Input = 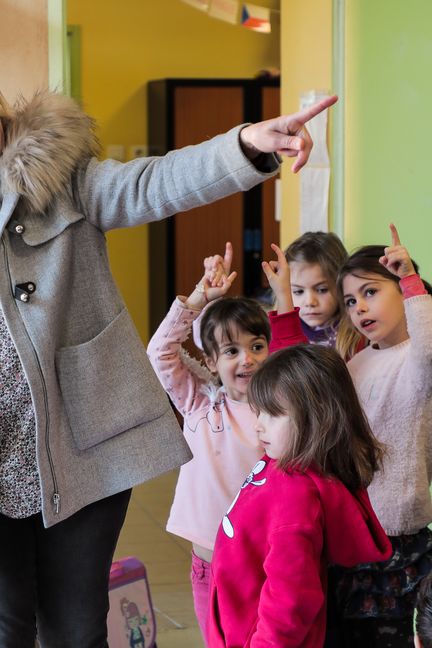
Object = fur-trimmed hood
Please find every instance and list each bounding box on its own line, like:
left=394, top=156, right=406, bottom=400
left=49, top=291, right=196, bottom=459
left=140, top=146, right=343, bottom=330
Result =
left=0, top=90, right=99, bottom=213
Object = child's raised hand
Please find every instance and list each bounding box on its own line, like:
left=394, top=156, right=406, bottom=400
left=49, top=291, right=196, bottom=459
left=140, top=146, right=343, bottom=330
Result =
left=239, top=95, right=338, bottom=173
left=379, top=224, right=416, bottom=279
left=194, top=266, right=237, bottom=308
left=186, top=243, right=237, bottom=309
left=262, top=244, right=294, bottom=313
left=204, top=242, right=233, bottom=287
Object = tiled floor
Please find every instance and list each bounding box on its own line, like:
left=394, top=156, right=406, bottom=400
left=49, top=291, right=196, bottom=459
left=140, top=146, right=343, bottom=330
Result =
left=113, top=469, right=205, bottom=647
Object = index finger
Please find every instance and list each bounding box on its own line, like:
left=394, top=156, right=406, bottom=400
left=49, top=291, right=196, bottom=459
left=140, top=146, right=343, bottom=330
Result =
left=389, top=223, right=401, bottom=247
left=294, top=95, right=338, bottom=125
left=270, top=243, right=287, bottom=263
left=223, top=241, right=233, bottom=272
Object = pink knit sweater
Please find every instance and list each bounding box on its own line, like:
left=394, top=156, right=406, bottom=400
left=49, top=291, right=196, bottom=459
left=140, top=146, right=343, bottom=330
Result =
left=348, top=290, right=432, bottom=535
left=269, top=277, right=432, bottom=536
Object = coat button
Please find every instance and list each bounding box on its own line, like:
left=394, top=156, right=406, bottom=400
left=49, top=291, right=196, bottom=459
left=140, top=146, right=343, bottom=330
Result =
left=15, top=225, right=25, bottom=234
left=14, top=282, right=36, bottom=303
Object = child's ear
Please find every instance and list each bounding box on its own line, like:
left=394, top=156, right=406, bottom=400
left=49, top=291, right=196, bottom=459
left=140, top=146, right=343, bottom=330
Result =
left=204, top=354, right=217, bottom=374
left=414, top=634, right=423, bottom=648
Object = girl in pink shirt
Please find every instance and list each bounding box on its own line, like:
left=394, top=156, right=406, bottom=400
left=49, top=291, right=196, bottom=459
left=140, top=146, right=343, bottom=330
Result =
left=147, top=244, right=304, bottom=644
left=324, top=224, right=432, bottom=647
left=208, top=344, right=391, bottom=648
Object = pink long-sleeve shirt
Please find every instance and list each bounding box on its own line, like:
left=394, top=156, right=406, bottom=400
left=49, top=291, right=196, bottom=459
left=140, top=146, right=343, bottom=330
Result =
left=347, top=286, right=432, bottom=535
left=147, top=298, right=304, bottom=549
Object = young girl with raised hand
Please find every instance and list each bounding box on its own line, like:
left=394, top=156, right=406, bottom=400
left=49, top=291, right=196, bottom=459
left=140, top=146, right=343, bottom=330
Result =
left=283, top=231, right=348, bottom=346
left=207, top=344, right=391, bottom=648
left=323, top=224, right=432, bottom=647
left=147, top=243, right=304, bottom=644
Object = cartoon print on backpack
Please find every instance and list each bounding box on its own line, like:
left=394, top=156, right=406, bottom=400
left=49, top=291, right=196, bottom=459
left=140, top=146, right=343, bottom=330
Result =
left=120, top=597, right=150, bottom=648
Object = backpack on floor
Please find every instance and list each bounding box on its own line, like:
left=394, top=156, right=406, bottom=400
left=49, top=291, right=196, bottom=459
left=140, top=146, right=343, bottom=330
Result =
left=107, top=556, right=157, bottom=648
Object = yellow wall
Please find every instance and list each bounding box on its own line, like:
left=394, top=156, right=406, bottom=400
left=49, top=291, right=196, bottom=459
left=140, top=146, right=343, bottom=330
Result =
left=0, top=0, right=48, bottom=102
left=280, top=0, right=333, bottom=247
left=67, top=0, right=280, bottom=341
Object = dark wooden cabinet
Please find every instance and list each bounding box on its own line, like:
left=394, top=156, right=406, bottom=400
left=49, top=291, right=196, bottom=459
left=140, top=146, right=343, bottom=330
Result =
left=148, top=78, right=280, bottom=333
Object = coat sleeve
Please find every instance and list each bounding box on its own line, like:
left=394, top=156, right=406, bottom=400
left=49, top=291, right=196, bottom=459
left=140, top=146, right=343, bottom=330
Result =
left=268, top=308, right=308, bottom=353
left=73, top=126, right=279, bottom=232
left=248, top=495, right=324, bottom=647
left=147, top=298, right=212, bottom=416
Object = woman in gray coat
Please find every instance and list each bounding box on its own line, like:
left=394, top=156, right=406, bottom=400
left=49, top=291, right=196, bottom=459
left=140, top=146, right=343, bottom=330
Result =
left=0, top=89, right=336, bottom=647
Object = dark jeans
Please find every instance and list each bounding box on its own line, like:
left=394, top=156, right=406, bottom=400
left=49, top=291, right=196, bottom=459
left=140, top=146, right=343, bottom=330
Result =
left=0, top=489, right=131, bottom=648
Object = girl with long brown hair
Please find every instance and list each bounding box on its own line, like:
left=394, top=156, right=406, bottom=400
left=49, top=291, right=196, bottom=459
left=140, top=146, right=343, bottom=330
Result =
left=325, top=224, right=432, bottom=647
left=207, top=344, right=391, bottom=648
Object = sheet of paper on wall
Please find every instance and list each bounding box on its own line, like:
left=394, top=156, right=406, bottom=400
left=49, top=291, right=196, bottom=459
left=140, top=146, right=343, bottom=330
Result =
left=299, top=90, right=331, bottom=233
left=300, top=167, right=330, bottom=232
left=208, top=0, right=239, bottom=23
left=181, top=0, right=210, bottom=10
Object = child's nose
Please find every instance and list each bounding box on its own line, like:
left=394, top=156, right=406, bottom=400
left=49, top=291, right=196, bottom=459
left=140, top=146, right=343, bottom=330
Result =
left=356, top=299, right=367, bottom=314
left=305, top=291, right=318, bottom=306
left=241, top=349, right=253, bottom=364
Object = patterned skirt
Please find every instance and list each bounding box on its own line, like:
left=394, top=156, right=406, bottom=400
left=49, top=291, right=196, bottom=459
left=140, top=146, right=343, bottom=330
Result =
left=329, top=527, right=432, bottom=619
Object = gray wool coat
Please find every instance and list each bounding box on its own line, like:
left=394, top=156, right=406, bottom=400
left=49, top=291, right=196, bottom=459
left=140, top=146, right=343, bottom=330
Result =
left=0, top=92, right=279, bottom=527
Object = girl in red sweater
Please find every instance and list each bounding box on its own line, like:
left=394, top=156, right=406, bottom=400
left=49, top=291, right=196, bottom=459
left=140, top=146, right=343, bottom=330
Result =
left=208, top=344, right=391, bottom=647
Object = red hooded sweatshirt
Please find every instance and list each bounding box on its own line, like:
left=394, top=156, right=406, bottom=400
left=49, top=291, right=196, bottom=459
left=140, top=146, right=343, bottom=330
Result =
left=208, top=456, right=391, bottom=647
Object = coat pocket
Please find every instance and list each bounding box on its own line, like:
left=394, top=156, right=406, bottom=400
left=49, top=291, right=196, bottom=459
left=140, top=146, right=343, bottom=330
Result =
left=56, top=308, right=169, bottom=450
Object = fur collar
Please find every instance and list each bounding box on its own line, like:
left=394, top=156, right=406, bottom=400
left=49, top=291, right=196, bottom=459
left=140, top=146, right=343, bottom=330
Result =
left=0, top=91, right=99, bottom=213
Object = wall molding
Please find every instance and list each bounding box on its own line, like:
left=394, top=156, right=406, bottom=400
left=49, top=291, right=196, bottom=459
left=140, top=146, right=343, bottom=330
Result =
left=331, top=0, right=345, bottom=239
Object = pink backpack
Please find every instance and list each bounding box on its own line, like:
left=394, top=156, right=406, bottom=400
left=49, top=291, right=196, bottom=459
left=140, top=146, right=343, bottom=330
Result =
left=108, top=557, right=157, bottom=648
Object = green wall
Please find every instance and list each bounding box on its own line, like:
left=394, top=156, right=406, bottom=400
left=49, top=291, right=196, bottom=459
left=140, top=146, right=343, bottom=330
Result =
left=344, top=0, right=432, bottom=278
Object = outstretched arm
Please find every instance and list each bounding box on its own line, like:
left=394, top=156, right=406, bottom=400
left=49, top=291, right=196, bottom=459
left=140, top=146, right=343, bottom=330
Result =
left=78, top=96, right=337, bottom=231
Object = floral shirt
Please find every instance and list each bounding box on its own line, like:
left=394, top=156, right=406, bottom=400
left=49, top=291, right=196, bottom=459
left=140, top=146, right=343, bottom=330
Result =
left=0, top=308, right=41, bottom=518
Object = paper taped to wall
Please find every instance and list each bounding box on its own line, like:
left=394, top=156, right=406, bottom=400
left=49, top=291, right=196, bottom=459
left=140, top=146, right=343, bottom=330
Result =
left=300, top=90, right=331, bottom=233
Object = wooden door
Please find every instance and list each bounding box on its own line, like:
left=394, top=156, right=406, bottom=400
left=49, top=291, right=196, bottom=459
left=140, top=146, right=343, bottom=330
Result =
left=173, top=86, right=244, bottom=297
left=261, top=85, right=280, bottom=285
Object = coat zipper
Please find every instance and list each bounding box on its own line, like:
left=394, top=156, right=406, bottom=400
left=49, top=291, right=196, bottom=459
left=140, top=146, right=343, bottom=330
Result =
left=2, top=238, right=60, bottom=515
